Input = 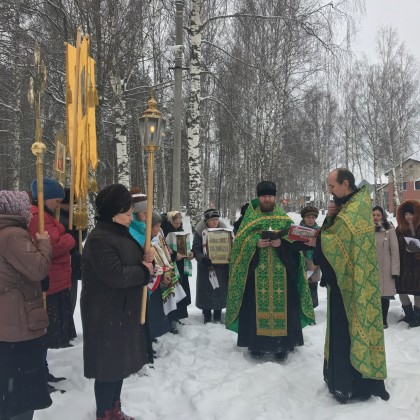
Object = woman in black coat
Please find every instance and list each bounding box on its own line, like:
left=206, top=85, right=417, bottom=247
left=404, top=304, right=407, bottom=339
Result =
left=193, top=209, right=229, bottom=323
left=81, top=184, right=154, bottom=420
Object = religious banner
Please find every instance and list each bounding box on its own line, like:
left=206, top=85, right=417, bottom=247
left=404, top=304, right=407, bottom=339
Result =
left=65, top=29, right=98, bottom=231
left=55, top=133, right=66, bottom=175
left=175, top=233, right=189, bottom=256
left=203, top=228, right=233, bottom=264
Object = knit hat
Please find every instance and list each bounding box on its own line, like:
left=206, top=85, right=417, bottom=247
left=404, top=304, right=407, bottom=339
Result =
left=301, top=206, right=319, bottom=219
left=403, top=203, right=414, bottom=214
left=0, top=191, right=31, bottom=225
left=257, top=181, right=276, bottom=197
left=31, top=178, right=65, bottom=200
left=130, top=188, right=148, bottom=214
left=204, top=208, right=220, bottom=221
left=96, top=184, right=133, bottom=222
left=152, top=211, right=162, bottom=227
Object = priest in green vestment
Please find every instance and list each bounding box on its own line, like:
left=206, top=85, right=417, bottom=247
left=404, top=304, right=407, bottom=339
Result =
left=226, top=181, right=315, bottom=361
left=313, top=168, right=389, bottom=404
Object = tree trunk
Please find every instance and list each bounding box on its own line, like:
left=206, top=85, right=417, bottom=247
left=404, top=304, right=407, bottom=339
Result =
left=187, top=0, right=202, bottom=229
left=391, top=167, right=400, bottom=209
left=12, top=2, right=22, bottom=190
left=111, top=76, right=131, bottom=187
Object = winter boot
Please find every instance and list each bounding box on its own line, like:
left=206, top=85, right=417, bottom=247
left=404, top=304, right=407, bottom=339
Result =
left=170, top=320, right=179, bottom=334
left=381, top=298, right=390, bottom=328
left=408, top=306, right=420, bottom=329
left=398, top=304, right=414, bottom=323
left=203, top=310, right=212, bottom=324
left=112, top=400, right=134, bottom=420
left=97, top=410, right=114, bottom=420
left=274, top=352, right=288, bottom=362
left=250, top=351, right=264, bottom=359
left=213, top=310, right=222, bottom=323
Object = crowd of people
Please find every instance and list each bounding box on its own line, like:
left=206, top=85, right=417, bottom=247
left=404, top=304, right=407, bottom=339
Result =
left=0, top=168, right=419, bottom=419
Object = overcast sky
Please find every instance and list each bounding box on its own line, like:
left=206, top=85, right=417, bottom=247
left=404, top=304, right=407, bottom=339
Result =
left=353, top=0, right=420, bottom=61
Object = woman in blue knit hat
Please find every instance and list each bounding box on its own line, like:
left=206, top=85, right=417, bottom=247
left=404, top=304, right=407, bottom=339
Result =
left=28, top=178, right=76, bottom=389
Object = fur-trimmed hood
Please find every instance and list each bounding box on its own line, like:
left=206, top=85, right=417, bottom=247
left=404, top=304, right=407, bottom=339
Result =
left=396, top=199, right=420, bottom=236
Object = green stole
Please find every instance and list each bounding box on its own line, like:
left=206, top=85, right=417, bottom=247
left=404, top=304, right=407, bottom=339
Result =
left=321, top=186, right=387, bottom=380
left=226, top=198, right=314, bottom=335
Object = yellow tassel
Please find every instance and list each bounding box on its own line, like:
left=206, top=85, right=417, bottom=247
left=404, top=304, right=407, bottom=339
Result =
left=88, top=84, right=95, bottom=107
left=80, top=210, right=88, bottom=230
left=75, top=208, right=88, bottom=230
left=66, top=85, right=72, bottom=104
left=74, top=208, right=82, bottom=228
left=90, top=175, right=98, bottom=192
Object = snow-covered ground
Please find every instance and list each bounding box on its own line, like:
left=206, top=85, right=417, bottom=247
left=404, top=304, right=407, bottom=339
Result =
left=35, top=213, right=420, bottom=420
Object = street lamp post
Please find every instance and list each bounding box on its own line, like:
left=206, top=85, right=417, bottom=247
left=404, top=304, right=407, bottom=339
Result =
left=138, top=97, right=165, bottom=325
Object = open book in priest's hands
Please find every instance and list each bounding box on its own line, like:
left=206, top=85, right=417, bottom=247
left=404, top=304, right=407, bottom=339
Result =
left=285, top=225, right=319, bottom=242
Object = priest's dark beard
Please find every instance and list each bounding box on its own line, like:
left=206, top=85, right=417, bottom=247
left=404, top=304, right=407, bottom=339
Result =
left=260, top=202, right=275, bottom=212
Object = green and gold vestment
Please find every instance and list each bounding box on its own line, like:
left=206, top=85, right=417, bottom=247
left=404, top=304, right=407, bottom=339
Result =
left=321, top=186, right=387, bottom=380
left=226, top=198, right=314, bottom=336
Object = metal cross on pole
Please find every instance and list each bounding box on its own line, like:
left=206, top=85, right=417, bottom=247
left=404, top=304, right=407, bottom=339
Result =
left=29, top=41, right=47, bottom=234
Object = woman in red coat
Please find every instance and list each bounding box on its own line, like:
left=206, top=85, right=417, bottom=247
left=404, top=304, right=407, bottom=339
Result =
left=29, top=178, right=76, bottom=385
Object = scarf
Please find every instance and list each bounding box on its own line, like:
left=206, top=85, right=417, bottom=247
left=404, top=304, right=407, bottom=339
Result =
left=129, top=216, right=146, bottom=247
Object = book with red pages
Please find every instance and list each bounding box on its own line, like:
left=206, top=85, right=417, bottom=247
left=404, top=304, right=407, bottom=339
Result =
left=287, top=225, right=319, bottom=242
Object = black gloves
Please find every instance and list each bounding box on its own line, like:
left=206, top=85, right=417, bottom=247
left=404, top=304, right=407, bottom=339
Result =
left=202, top=256, right=213, bottom=267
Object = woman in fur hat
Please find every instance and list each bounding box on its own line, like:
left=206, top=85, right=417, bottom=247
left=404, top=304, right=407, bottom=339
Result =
left=81, top=184, right=154, bottom=420
left=395, top=200, right=420, bottom=328
left=372, top=206, right=400, bottom=328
